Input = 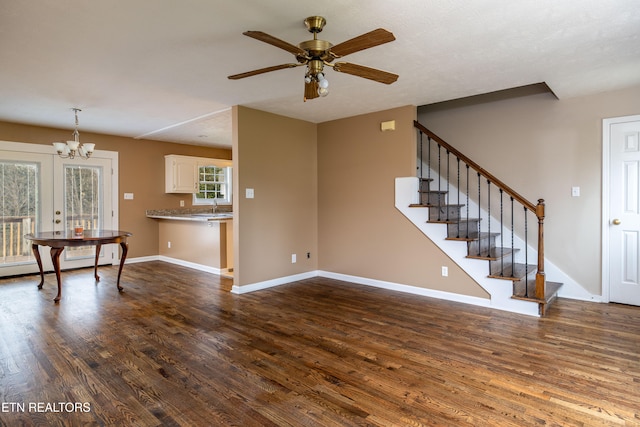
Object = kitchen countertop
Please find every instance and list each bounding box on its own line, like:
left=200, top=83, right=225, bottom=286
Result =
left=146, top=209, right=233, bottom=222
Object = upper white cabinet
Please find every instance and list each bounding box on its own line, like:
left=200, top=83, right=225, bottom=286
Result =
left=165, top=155, right=198, bottom=193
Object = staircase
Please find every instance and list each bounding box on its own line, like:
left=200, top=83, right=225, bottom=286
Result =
left=409, top=121, right=562, bottom=316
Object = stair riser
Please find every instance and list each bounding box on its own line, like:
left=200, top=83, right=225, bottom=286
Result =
left=447, top=220, right=480, bottom=238
left=420, top=192, right=446, bottom=206
left=429, top=206, right=462, bottom=221
left=418, top=178, right=433, bottom=193
left=467, top=235, right=496, bottom=254
left=488, top=258, right=515, bottom=270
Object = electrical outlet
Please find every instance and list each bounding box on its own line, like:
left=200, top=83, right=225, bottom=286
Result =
left=441, top=266, right=448, bottom=277
left=168, top=241, right=171, bottom=249
left=180, top=200, right=185, bottom=207
left=291, top=254, right=296, bottom=263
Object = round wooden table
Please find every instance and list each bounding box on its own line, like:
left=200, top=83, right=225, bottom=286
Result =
left=25, top=230, right=132, bottom=302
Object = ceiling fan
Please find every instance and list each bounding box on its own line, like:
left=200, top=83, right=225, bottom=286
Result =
left=228, top=16, right=398, bottom=101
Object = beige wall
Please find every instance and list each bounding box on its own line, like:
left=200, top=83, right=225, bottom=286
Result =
left=233, top=106, right=318, bottom=287
left=317, top=105, right=489, bottom=298
left=418, top=85, right=640, bottom=296
left=0, top=121, right=231, bottom=259
left=158, top=220, right=228, bottom=268
left=8, top=86, right=636, bottom=301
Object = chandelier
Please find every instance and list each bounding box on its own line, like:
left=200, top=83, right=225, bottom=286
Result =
left=52, top=108, right=95, bottom=159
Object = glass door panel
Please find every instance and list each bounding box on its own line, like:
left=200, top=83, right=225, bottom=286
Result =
left=0, top=149, right=53, bottom=276
left=0, top=161, right=39, bottom=265
left=63, top=164, right=102, bottom=260
left=54, top=156, right=113, bottom=270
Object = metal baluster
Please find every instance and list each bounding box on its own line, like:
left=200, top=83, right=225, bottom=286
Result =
left=487, top=180, right=491, bottom=258
left=500, top=189, right=504, bottom=276
left=456, top=158, right=461, bottom=238
left=446, top=150, right=450, bottom=221
left=477, top=172, right=481, bottom=256
left=524, top=206, right=529, bottom=298
left=437, top=144, right=442, bottom=221
left=427, top=137, right=432, bottom=182
left=466, top=165, right=470, bottom=239
left=511, top=197, right=515, bottom=278
left=418, top=131, right=423, bottom=179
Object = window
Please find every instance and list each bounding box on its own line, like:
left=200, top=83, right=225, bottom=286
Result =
left=194, top=161, right=232, bottom=205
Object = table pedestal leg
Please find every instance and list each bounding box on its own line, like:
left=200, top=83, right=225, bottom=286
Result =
left=116, top=242, right=128, bottom=291
left=31, top=244, right=45, bottom=289
left=50, top=247, right=65, bottom=302
left=94, top=244, right=102, bottom=281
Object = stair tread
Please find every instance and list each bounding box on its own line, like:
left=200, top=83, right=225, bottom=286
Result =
left=488, top=263, right=537, bottom=281
left=512, top=280, right=563, bottom=303
left=418, top=190, right=448, bottom=194
left=446, top=231, right=500, bottom=242
left=466, top=247, right=519, bottom=260
left=428, top=217, right=481, bottom=224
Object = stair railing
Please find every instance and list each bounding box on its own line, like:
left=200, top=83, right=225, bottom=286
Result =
left=414, top=121, right=546, bottom=301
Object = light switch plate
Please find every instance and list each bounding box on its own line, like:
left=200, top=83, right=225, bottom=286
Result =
left=246, top=188, right=254, bottom=199
left=124, top=193, right=134, bottom=200
left=571, top=186, right=580, bottom=197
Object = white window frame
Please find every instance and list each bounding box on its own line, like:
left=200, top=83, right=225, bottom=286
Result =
left=193, top=158, right=232, bottom=206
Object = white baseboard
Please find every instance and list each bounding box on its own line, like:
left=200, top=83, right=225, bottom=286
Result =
left=157, top=256, right=222, bottom=274
left=318, top=270, right=492, bottom=308
left=230, top=271, right=319, bottom=294
left=125, top=255, right=160, bottom=264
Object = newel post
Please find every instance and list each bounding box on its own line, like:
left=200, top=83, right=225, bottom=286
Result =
left=535, top=199, right=546, bottom=300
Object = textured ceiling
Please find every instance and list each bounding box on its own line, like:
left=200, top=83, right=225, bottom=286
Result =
left=0, top=0, right=639, bottom=148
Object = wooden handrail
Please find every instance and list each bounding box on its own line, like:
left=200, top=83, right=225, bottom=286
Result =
left=415, top=120, right=547, bottom=306
left=414, top=121, right=536, bottom=213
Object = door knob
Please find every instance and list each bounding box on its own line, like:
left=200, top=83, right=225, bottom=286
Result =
left=612, top=218, right=621, bottom=225
left=55, top=210, right=61, bottom=215
left=55, top=219, right=61, bottom=224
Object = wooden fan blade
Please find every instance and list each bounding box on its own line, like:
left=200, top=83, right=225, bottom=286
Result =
left=304, top=80, right=319, bottom=101
left=243, top=31, right=306, bottom=56
left=333, top=62, right=398, bottom=84
left=228, top=63, right=299, bottom=80
left=330, top=28, right=395, bottom=58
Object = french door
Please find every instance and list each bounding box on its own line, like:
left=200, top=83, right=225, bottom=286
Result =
left=0, top=141, right=116, bottom=276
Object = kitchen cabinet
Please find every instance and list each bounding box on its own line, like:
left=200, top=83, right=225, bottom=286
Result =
left=165, top=155, right=198, bottom=193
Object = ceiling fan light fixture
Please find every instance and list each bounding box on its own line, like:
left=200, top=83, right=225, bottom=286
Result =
left=318, top=75, right=329, bottom=89
left=228, top=16, right=398, bottom=101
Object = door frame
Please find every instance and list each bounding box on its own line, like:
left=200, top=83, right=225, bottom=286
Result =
left=601, top=114, right=640, bottom=303
left=0, top=140, right=119, bottom=272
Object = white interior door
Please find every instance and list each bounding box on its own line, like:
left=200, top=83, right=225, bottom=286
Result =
left=53, top=156, right=114, bottom=270
left=607, top=116, right=640, bottom=306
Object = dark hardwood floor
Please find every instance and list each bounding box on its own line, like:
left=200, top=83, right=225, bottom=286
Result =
left=0, top=261, right=639, bottom=426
